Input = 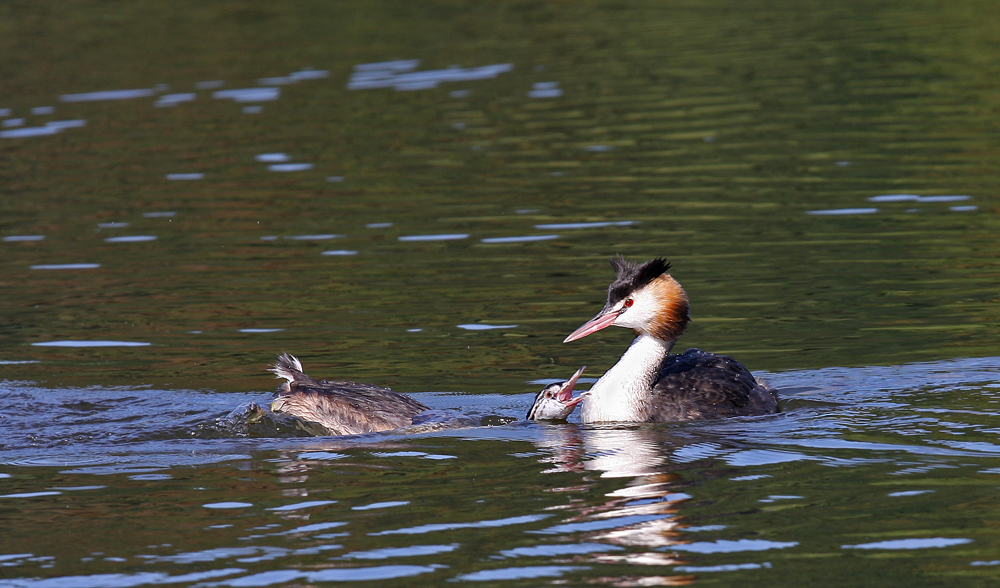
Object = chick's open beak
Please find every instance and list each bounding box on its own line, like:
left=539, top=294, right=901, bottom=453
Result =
left=557, top=366, right=587, bottom=402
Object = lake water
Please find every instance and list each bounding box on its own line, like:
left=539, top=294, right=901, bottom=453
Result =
left=2, top=0, right=1000, bottom=586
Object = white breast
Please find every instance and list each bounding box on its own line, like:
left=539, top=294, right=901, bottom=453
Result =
left=580, top=335, right=671, bottom=423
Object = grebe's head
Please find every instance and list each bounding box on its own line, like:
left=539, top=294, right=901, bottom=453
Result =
left=563, top=256, right=690, bottom=343
left=527, top=366, right=588, bottom=421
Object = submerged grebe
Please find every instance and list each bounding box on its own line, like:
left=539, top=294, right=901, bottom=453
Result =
left=526, top=366, right=588, bottom=421
left=270, top=353, right=429, bottom=435
left=564, top=256, right=779, bottom=423
left=269, top=354, right=587, bottom=434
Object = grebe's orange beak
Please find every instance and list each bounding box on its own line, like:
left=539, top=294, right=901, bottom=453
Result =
left=563, top=310, right=620, bottom=343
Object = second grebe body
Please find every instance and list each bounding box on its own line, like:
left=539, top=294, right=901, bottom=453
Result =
left=268, top=354, right=588, bottom=435
left=270, top=353, right=429, bottom=435
left=564, top=256, right=779, bottom=423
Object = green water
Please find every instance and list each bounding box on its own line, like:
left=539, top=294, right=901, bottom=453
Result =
left=2, top=0, right=1000, bottom=586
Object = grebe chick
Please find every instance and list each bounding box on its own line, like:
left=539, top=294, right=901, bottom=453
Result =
left=526, top=366, right=588, bottom=421
left=269, top=353, right=428, bottom=436
left=564, top=256, right=779, bottom=423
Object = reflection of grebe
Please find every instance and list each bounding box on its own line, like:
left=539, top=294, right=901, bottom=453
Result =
left=532, top=426, right=693, bottom=559
left=268, top=354, right=588, bottom=435
left=564, top=256, right=779, bottom=423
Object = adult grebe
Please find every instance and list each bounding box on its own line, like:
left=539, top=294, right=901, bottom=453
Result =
left=526, top=366, right=588, bottom=421
left=269, top=353, right=429, bottom=435
left=563, top=256, right=779, bottom=423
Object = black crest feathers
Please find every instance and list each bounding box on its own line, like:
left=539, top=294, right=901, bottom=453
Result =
left=606, top=256, right=671, bottom=305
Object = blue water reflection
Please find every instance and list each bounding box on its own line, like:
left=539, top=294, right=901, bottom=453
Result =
left=154, top=94, right=195, bottom=107
left=675, top=562, right=771, bottom=573
left=369, top=515, right=549, bottom=536
left=454, top=566, right=588, bottom=581
left=500, top=543, right=623, bottom=557
left=352, top=501, right=409, bottom=511
left=213, top=88, right=280, bottom=103
left=348, top=61, right=513, bottom=92
left=481, top=235, right=558, bottom=243
left=265, top=500, right=337, bottom=511
left=398, top=234, right=468, bottom=241
left=255, top=153, right=290, bottom=163
left=267, top=163, right=313, bottom=172
left=528, top=82, right=563, bottom=98
left=104, top=236, right=156, bottom=243
left=842, top=538, right=972, bottom=550
left=806, top=208, right=879, bottom=216
left=869, top=194, right=971, bottom=203
left=339, top=544, right=458, bottom=560
left=60, top=89, right=156, bottom=102
left=1, top=121, right=86, bottom=139
left=534, top=221, right=633, bottom=229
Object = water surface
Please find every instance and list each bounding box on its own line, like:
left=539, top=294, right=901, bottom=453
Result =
left=2, top=0, right=1000, bottom=586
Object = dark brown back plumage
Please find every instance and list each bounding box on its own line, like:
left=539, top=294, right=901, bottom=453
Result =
left=644, top=348, right=779, bottom=421
left=269, top=353, right=429, bottom=436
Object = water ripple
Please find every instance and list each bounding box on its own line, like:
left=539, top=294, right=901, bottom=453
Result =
left=670, top=539, right=799, bottom=554
left=203, top=565, right=439, bottom=586
left=265, top=500, right=337, bottom=511
left=339, top=544, right=459, bottom=560
left=398, top=234, right=469, bottom=242
left=843, top=538, right=972, bottom=550
left=370, top=514, right=548, bottom=536
left=454, top=566, right=587, bottom=582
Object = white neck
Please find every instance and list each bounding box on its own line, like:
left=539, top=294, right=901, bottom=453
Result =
left=580, top=334, right=672, bottom=423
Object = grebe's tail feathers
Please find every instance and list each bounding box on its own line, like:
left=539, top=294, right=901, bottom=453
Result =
left=270, top=352, right=305, bottom=383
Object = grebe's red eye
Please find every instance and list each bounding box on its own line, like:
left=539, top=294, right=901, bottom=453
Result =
left=623, top=298, right=634, bottom=308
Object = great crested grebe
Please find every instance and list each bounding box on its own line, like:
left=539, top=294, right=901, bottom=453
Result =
left=269, top=354, right=587, bottom=435
left=526, top=366, right=588, bottom=421
left=563, top=256, right=779, bottom=423
left=270, top=353, right=429, bottom=435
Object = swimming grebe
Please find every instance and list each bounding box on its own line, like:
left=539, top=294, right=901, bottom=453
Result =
left=270, top=353, right=429, bottom=435
left=526, top=366, right=588, bottom=421
left=563, top=256, right=779, bottom=423
left=269, top=354, right=587, bottom=434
